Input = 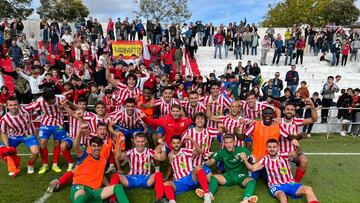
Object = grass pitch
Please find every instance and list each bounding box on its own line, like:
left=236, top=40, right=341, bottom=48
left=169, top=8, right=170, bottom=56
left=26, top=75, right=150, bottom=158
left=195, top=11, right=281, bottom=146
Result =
left=1, top=133, right=360, bottom=203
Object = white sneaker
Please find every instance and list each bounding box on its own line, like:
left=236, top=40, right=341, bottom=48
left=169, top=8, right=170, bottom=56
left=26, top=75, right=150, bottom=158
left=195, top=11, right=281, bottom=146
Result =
left=105, top=164, right=116, bottom=174
left=169, top=200, right=176, bottom=203
left=306, top=133, right=311, bottom=138
left=342, top=119, right=350, bottom=124
left=67, top=163, right=74, bottom=172
left=27, top=165, right=35, bottom=174
left=8, top=172, right=15, bottom=176
left=204, top=193, right=212, bottom=203
left=340, top=131, right=347, bottom=137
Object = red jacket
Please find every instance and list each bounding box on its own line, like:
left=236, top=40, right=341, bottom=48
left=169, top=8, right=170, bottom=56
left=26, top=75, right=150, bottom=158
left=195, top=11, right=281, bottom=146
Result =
left=296, top=39, right=305, bottom=50
left=143, top=115, right=192, bottom=148
left=342, top=44, right=350, bottom=55
left=214, top=34, right=224, bottom=45
left=161, top=49, right=175, bottom=65
left=143, top=74, right=157, bottom=89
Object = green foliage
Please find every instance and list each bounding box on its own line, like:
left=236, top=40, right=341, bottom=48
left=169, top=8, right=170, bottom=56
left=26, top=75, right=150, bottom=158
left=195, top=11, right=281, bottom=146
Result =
left=36, top=0, right=89, bottom=22
left=0, top=0, right=34, bottom=20
left=323, top=0, right=360, bottom=26
left=133, top=0, right=192, bottom=23
left=262, top=0, right=360, bottom=27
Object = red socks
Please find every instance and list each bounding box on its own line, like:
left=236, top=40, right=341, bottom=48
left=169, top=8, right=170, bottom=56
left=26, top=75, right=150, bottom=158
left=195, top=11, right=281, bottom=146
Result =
left=310, top=201, right=320, bottom=203
left=154, top=172, right=165, bottom=200
left=197, top=169, right=209, bottom=193
left=109, top=152, right=115, bottom=164
left=164, top=185, right=175, bottom=201
left=40, top=148, right=49, bottom=164
left=53, top=146, right=61, bottom=164
left=28, top=159, right=35, bottom=166
left=62, top=149, right=73, bottom=163
left=295, top=168, right=305, bottom=182
left=58, top=171, right=74, bottom=189
left=109, top=173, right=121, bottom=202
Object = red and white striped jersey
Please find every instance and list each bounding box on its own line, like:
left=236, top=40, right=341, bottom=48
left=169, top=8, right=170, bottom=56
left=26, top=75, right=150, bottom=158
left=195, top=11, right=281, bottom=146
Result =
left=126, top=148, right=156, bottom=175
left=88, top=115, right=111, bottom=137
left=0, top=106, right=36, bottom=136
left=279, top=118, right=304, bottom=152
left=180, top=101, right=206, bottom=119
left=68, top=111, right=96, bottom=145
left=113, top=83, right=142, bottom=109
left=110, top=109, right=144, bottom=129
left=218, top=115, right=251, bottom=147
left=170, top=148, right=194, bottom=180
left=259, top=152, right=294, bottom=187
left=25, top=95, right=65, bottom=126
left=181, top=128, right=218, bottom=166
left=154, top=98, right=180, bottom=117
left=240, top=101, right=272, bottom=120
left=201, top=95, right=231, bottom=128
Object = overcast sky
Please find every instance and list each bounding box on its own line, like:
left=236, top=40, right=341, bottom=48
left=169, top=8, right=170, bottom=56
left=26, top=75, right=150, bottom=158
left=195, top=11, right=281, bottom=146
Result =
left=30, top=0, right=360, bottom=25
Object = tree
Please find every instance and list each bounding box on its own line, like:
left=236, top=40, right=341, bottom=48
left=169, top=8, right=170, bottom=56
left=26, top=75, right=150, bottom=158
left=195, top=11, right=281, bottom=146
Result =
left=261, top=0, right=360, bottom=27
left=0, top=0, right=34, bottom=20
left=133, top=0, right=192, bottom=23
left=323, top=0, right=360, bottom=26
left=36, top=0, right=89, bottom=22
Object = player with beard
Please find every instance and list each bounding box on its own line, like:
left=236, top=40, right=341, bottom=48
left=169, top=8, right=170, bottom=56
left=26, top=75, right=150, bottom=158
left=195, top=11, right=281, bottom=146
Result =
left=180, top=91, right=206, bottom=118
left=280, top=100, right=317, bottom=182
left=198, top=133, right=258, bottom=203
left=69, top=119, right=129, bottom=203
left=108, top=132, right=167, bottom=203
left=208, top=100, right=251, bottom=147
left=202, top=82, right=231, bottom=129
left=242, top=139, right=319, bottom=203
left=243, top=107, right=280, bottom=181
left=240, top=91, right=281, bottom=120
left=137, top=87, right=156, bottom=149
left=163, top=136, right=213, bottom=203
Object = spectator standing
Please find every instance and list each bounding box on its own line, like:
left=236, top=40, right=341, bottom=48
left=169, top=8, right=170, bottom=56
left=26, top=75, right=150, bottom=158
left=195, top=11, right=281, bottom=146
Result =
left=260, top=35, right=271, bottom=65
left=331, top=39, right=341, bottom=66
left=272, top=34, right=283, bottom=66
left=8, top=40, right=23, bottom=68
left=350, top=35, right=359, bottom=62
left=50, top=26, right=60, bottom=55
left=233, top=32, right=243, bottom=60
left=320, top=76, right=340, bottom=123
left=107, top=18, right=114, bottom=40
left=284, top=37, right=296, bottom=65
left=341, top=40, right=350, bottom=66
left=272, top=72, right=283, bottom=99
left=224, top=32, right=232, bottom=59
left=214, top=30, right=223, bottom=59
left=303, top=92, right=322, bottom=137
left=27, top=32, right=39, bottom=58
left=206, top=23, right=215, bottom=47
left=337, top=88, right=353, bottom=136
left=295, top=36, right=305, bottom=65
left=251, top=31, right=260, bottom=55
left=285, top=65, right=299, bottom=95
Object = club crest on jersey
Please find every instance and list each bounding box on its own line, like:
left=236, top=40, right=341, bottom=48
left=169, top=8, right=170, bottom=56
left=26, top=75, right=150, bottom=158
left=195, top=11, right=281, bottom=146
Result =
left=180, top=122, right=185, bottom=127
left=179, top=162, right=187, bottom=169
left=280, top=167, right=288, bottom=175
left=143, top=162, right=150, bottom=170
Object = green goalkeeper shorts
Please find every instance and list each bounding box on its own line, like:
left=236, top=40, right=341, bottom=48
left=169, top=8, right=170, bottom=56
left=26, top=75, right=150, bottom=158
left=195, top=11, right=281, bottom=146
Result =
left=70, top=184, right=104, bottom=203
left=223, top=172, right=249, bottom=186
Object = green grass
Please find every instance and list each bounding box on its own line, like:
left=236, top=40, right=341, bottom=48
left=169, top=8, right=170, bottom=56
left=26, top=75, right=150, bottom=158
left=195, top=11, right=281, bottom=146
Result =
left=1, top=134, right=360, bottom=203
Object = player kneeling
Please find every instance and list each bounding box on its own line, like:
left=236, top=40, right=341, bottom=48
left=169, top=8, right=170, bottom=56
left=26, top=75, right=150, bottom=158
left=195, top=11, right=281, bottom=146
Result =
left=109, top=133, right=167, bottom=203
left=243, top=139, right=319, bottom=203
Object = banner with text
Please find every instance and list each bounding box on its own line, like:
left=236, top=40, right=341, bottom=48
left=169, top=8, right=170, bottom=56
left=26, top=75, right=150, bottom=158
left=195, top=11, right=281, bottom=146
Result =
left=112, top=41, right=143, bottom=59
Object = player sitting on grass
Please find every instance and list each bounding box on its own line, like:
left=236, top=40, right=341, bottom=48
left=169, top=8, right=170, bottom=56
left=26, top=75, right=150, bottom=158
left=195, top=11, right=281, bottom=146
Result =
left=0, top=96, right=39, bottom=175
left=242, top=139, right=320, bottom=203
left=279, top=100, right=317, bottom=182
left=198, top=133, right=258, bottom=203
left=108, top=132, right=167, bottom=203
left=70, top=121, right=129, bottom=203
left=163, top=135, right=213, bottom=203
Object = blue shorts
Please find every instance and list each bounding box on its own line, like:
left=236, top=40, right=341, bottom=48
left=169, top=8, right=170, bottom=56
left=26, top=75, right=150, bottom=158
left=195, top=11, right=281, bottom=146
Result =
left=251, top=167, right=268, bottom=181
left=39, top=125, right=66, bottom=141
left=8, top=135, right=39, bottom=148
left=157, top=127, right=165, bottom=135
left=174, top=165, right=211, bottom=195
left=126, top=174, right=151, bottom=189
left=62, top=134, right=73, bottom=149
left=217, top=161, right=225, bottom=172
left=269, top=183, right=302, bottom=199
left=114, top=125, right=142, bottom=138
left=244, top=136, right=253, bottom=142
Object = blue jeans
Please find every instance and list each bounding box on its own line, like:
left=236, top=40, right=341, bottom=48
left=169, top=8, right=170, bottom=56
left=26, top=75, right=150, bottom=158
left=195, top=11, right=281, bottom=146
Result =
left=214, top=44, right=222, bottom=58
left=331, top=52, right=337, bottom=65
left=224, top=45, right=230, bottom=58
left=51, top=43, right=58, bottom=55
left=272, top=49, right=282, bottom=65
left=208, top=35, right=214, bottom=46
left=251, top=47, right=257, bottom=55
left=235, top=46, right=242, bottom=59
left=285, top=49, right=294, bottom=65
left=155, top=34, right=162, bottom=45
left=287, top=85, right=297, bottom=95
left=243, top=41, right=250, bottom=55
